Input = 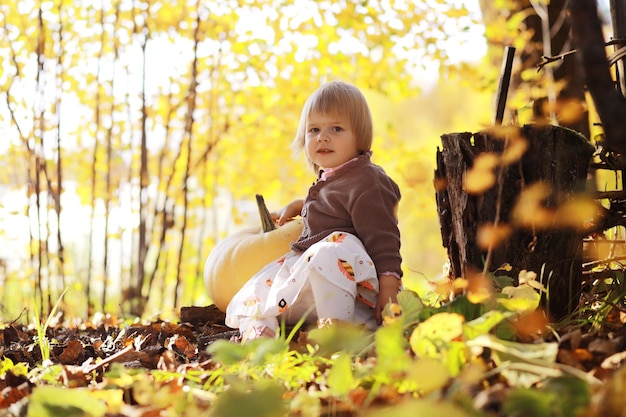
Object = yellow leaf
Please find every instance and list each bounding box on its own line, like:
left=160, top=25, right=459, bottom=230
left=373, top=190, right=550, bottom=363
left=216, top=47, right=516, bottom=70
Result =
left=517, top=269, right=538, bottom=286
left=405, top=358, right=450, bottom=394
left=464, top=169, right=496, bottom=194
left=555, top=198, right=602, bottom=230
left=511, top=182, right=555, bottom=229
left=467, top=286, right=492, bottom=304
left=473, top=152, right=500, bottom=170
left=433, top=277, right=467, bottom=297
left=488, top=125, right=520, bottom=140
left=476, top=223, right=513, bottom=250
left=557, top=98, right=587, bottom=125
left=466, top=270, right=493, bottom=304
left=501, top=137, right=528, bottom=165
left=497, top=263, right=513, bottom=272
left=538, top=98, right=588, bottom=125
left=409, top=313, right=464, bottom=358
left=369, top=398, right=473, bottom=417
left=499, top=285, right=541, bottom=312
left=86, top=389, right=125, bottom=414
left=464, top=152, right=499, bottom=194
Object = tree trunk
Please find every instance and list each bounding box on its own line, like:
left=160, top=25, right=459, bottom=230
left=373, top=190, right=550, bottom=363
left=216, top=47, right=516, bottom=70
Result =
left=174, top=6, right=202, bottom=308
left=478, top=0, right=590, bottom=138
left=569, top=0, right=626, bottom=155
left=133, top=10, right=151, bottom=317
left=436, top=124, right=594, bottom=320
left=610, top=0, right=626, bottom=99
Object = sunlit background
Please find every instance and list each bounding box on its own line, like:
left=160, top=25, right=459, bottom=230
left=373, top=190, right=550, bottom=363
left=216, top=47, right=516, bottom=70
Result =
left=0, top=0, right=612, bottom=321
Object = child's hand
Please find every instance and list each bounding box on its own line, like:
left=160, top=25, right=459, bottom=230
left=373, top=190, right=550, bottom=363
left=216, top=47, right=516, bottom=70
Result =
left=375, top=274, right=401, bottom=324
left=273, top=199, right=304, bottom=226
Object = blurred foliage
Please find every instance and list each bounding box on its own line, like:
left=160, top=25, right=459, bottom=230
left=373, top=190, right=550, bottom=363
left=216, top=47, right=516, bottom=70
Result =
left=0, top=248, right=616, bottom=417
left=0, top=0, right=497, bottom=320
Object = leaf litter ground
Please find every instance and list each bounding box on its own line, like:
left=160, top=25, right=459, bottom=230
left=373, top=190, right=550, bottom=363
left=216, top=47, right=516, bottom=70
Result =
left=2, top=301, right=626, bottom=416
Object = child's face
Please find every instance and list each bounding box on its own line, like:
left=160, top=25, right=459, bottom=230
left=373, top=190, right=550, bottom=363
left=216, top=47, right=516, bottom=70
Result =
left=305, top=111, right=359, bottom=170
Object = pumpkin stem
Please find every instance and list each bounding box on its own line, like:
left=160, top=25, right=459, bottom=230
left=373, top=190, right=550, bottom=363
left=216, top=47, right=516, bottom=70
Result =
left=256, top=194, right=276, bottom=233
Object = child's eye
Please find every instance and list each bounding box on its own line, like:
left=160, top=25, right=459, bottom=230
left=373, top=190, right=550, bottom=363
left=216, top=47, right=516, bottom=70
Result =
left=309, top=127, right=319, bottom=133
left=332, top=126, right=343, bottom=132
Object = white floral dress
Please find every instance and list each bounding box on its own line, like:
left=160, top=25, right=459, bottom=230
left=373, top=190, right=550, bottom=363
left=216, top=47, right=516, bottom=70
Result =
left=225, top=231, right=379, bottom=338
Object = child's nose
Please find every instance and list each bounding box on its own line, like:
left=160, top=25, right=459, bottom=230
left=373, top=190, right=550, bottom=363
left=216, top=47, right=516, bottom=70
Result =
left=317, top=130, right=331, bottom=141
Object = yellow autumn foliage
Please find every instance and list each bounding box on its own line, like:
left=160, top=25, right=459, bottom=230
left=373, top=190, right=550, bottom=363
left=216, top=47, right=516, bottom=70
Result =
left=0, top=0, right=499, bottom=317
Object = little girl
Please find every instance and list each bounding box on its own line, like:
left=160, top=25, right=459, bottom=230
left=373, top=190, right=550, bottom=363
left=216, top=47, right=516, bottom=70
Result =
left=225, top=80, right=403, bottom=341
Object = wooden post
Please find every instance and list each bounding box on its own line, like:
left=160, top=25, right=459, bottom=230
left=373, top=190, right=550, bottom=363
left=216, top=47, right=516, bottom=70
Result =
left=493, top=46, right=516, bottom=125
left=435, top=124, right=594, bottom=320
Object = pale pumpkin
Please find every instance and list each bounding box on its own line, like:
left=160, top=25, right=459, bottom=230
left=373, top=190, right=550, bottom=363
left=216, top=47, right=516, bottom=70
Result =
left=203, top=196, right=304, bottom=311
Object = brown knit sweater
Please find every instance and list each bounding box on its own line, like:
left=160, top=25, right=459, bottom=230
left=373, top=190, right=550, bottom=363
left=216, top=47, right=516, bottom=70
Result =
left=290, top=153, right=403, bottom=278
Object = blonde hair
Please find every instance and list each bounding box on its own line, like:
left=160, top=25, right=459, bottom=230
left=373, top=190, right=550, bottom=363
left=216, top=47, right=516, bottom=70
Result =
left=291, top=81, right=373, bottom=173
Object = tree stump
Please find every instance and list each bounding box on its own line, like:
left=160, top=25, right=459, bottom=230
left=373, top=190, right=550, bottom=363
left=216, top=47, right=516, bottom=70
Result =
left=435, top=124, right=595, bottom=320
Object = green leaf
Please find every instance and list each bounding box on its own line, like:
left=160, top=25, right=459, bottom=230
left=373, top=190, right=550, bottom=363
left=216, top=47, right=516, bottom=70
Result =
left=396, top=289, right=424, bottom=324
left=435, top=294, right=484, bottom=321
left=445, top=341, right=470, bottom=377
left=467, top=334, right=559, bottom=386
left=368, top=398, right=473, bottom=417
left=468, top=334, right=558, bottom=363
left=0, top=357, right=27, bottom=378
left=542, top=376, right=590, bottom=416
left=493, top=319, right=517, bottom=341
left=375, top=321, right=410, bottom=373
left=249, top=338, right=289, bottom=366
left=308, top=323, right=372, bottom=356
left=210, top=380, right=286, bottom=417
left=206, top=339, right=253, bottom=365
left=207, top=338, right=287, bottom=366
left=502, top=387, right=554, bottom=417
left=463, top=310, right=513, bottom=340
left=326, top=354, right=354, bottom=396
left=27, top=386, right=108, bottom=417
left=491, top=273, right=515, bottom=290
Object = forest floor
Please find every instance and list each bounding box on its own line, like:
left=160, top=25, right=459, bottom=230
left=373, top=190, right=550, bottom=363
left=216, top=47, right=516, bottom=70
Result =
left=1, top=299, right=626, bottom=416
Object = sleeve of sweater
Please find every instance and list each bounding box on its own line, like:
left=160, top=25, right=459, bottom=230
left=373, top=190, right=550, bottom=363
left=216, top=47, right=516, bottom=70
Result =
left=349, top=171, right=403, bottom=278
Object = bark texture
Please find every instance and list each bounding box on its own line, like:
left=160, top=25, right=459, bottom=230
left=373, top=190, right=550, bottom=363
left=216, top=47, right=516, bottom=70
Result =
left=436, top=124, right=594, bottom=320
